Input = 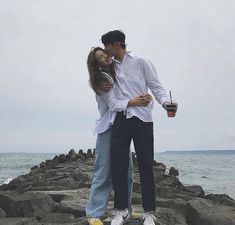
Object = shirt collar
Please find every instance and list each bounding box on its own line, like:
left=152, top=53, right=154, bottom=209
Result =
left=113, top=51, right=133, bottom=64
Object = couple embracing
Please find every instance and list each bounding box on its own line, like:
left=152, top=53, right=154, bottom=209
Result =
left=85, top=30, right=178, bottom=225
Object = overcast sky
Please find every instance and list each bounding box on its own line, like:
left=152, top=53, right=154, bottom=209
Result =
left=0, top=0, right=234, bottom=153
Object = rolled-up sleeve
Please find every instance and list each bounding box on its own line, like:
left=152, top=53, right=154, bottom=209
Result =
left=142, top=58, right=169, bottom=105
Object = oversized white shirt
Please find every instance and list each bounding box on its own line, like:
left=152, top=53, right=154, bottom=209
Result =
left=110, top=52, right=169, bottom=122
left=93, top=84, right=129, bottom=134
left=93, top=52, right=169, bottom=133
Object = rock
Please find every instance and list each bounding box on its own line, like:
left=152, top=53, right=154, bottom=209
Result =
left=78, top=150, right=83, bottom=155
left=87, top=149, right=93, bottom=158
left=0, top=208, right=6, bottom=218
left=76, top=153, right=85, bottom=160
left=52, top=155, right=60, bottom=164
left=154, top=162, right=166, bottom=174
left=206, top=194, right=235, bottom=207
left=10, top=192, right=55, bottom=217
left=34, top=211, right=75, bottom=223
left=68, top=149, right=76, bottom=157
left=185, top=185, right=205, bottom=197
left=157, top=207, right=188, bottom=225
left=31, top=165, right=39, bottom=170
left=39, top=162, right=46, bottom=168
left=0, top=192, right=16, bottom=216
left=39, top=189, right=89, bottom=218
left=186, top=198, right=235, bottom=225
left=0, top=217, right=37, bottom=225
left=156, top=197, right=187, bottom=216
left=131, top=192, right=142, bottom=205
left=0, top=149, right=235, bottom=225
left=168, top=166, right=179, bottom=176
left=58, top=154, right=67, bottom=163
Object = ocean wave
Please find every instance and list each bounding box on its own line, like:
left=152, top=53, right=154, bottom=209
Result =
left=2, top=176, right=14, bottom=185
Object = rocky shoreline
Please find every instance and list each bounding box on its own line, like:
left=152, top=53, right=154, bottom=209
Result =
left=0, top=149, right=235, bottom=225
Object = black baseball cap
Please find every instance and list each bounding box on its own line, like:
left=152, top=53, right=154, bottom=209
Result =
left=101, top=30, right=126, bottom=45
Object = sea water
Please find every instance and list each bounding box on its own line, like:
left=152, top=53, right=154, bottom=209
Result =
left=0, top=153, right=55, bottom=185
left=156, top=152, right=235, bottom=199
left=0, top=152, right=234, bottom=199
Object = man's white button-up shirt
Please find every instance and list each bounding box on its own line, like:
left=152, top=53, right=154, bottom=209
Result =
left=111, top=52, right=169, bottom=122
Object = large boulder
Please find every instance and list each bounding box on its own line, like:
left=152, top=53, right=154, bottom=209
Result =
left=186, top=198, right=235, bottom=225
left=156, top=207, right=188, bottom=225
left=10, top=192, right=55, bottom=217
left=0, top=192, right=17, bottom=216
left=205, top=194, right=235, bottom=207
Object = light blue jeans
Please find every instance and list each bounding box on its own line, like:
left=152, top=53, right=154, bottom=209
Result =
left=86, top=128, right=133, bottom=218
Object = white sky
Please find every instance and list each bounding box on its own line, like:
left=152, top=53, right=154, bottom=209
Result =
left=0, top=0, right=234, bottom=153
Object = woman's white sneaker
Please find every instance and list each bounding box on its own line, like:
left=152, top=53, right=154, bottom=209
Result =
left=111, top=209, right=130, bottom=225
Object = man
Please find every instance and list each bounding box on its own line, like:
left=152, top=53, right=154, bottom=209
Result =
left=101, top=30, right=178, bottom=225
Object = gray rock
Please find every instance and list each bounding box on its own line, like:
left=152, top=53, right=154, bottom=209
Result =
left=205, top=193, right=235, bottom=207
left=0, top=192, right=16, bottom=216
left=156, top=207, right=188, bottom=225
left=68, top=149, right=76, bottom=157
left=78, top=150, right=84, bottom=155
left=0, top=150, right=235, bottom=225
left=0, top=209, right=6, bottom=218
left=10, top=192, right=55, bottom=217
left=184, top=185, right=205, bottom=197
left=0, top=217, right=37, bottom=225
left=34, top=211, right=75, bottom=223
left=156, top=197, right=187, bottom=216
left=186, top=198, right=235, bottom=225
left=87, top=149, right=93, bottom=158
left=168, top=166, right=179, bottom=176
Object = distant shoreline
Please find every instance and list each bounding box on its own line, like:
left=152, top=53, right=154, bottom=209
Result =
left=0, top=150, right=235, bottom=154
left=160, top=150, right=235, bottom=154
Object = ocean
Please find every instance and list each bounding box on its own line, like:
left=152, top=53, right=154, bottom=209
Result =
left=0, top=152, right=234, bottom=199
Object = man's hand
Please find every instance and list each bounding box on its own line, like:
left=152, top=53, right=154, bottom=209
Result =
left=99, top=81, right=112, bottom=92
left=162, top=101, right=178, bottom=112
left=128, top=94, right=152, bottom=107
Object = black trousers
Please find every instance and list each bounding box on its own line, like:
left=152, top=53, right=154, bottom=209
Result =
left=110, top=112, right=156, bottom=211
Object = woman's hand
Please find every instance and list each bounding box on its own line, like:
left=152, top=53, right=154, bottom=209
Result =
left=128, top=94, right=152, bottom=107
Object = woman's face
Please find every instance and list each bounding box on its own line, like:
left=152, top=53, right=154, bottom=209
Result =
left=95, top=50, right=113, bottom=67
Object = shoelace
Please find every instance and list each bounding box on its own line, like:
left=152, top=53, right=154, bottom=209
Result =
left=113, top=209, right=127, bottom=216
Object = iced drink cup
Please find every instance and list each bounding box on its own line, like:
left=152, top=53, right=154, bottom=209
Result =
left=167, top=90, right=176, bottom=117
left=167, top=109, right=176, bottom=117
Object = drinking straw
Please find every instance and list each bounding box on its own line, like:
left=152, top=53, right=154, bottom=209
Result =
left=169, top=90, right=173, bottom=104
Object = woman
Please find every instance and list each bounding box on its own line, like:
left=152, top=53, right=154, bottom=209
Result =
left=86, top=47, right=152, bottom=225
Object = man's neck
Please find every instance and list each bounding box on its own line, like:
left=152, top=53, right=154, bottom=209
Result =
left=114, top=49, right=126, bottom=62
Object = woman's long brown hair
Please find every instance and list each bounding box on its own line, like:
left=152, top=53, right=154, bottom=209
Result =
left=87, top=47, right=115, bottom=95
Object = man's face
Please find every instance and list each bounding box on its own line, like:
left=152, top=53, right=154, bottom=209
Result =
left=104, top=43, right=117, bottom=57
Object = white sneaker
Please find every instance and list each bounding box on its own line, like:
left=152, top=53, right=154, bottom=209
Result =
left=111, top=209, right=130, bottom=225
left=141, top=212, right=157, bottom=225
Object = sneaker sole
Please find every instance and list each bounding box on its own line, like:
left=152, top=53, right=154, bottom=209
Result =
left=123, top=216, right=130, bottom=224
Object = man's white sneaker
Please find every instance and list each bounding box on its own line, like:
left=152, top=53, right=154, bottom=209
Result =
left=141, top=212, right=157, bottom=225
left=111, top=209, right=130, bottom=225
